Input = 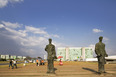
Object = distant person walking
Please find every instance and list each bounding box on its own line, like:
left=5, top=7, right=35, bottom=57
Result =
left=23, top=60, right=27, bottom=66
left=59, top=59, right=63, bottom=66
left=36, top=59, right=39, bottom=66
left=40, top=60, right=44, bottom=65
left=9, top=59, right=13, bottom=69
left=12, top=60, right=17, bottom=69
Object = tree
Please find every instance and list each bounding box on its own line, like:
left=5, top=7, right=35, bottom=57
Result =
left=38, top=57, right=42, bottom=59
left=26, top=56, right=32, bottom=60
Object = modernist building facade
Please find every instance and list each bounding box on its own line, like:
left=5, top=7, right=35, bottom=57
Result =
left=0, top=54, right=26, bottom=60
left=57, top=47, right=93, bottom=61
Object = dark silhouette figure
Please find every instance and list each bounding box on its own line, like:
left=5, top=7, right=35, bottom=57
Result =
left=36, top=59, right=39, bottom=66
left=12, top=60, right=17, bottom=69
left=45, top=38, right=57, bottom=74
left=95, top=36, right=108, bottom=74
left=9, top=59, right=13, bottom=69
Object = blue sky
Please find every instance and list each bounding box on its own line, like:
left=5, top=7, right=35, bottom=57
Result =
left=0, top=0, right=116, bottom=57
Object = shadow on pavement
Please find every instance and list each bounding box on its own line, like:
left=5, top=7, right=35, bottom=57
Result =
left=82, top=67, right=98, bottom=74
left=54, top=68, right=57, bottom=71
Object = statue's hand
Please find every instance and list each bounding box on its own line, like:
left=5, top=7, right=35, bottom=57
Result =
left=54, top=56, right=57, bottom=59
left=106, top=54, right=108, bottom=57
left=97, top=54, right=101, bottom=57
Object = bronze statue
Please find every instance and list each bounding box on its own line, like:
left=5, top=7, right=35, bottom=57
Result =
left=95, top=36, right=108, bottom=74
left=45, top=38, right=56, bottom=74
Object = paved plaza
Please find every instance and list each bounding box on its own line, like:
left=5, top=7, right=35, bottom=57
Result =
left=0, top=62, right=116, bottom=77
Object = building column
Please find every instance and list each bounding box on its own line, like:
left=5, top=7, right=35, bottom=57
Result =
left=66, top=47, right=69, bottom=60
left=82, top=47, right=85, bottom=61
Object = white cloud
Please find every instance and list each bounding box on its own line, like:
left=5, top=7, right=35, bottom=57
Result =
left=0, top=0, right=23, bottom=8
left=103, top=37, right=109, bottom=41
left=51, top=34, right=60, bottom=38
left=5, top=27, right=27, bottom=37
left=20, top=48, right=36, bottom=55
left=25, top=26, right=60, bottom=39
left=0, top=0, right=8, bottom=8
left=0, top=21, right=63, bottom=57
left=93, top=28, right=103, bottom=33
left=25, top=26, right=47, bottom=35
left=1, top=21, right=21, bottom=28
left=9, top=0, right=24, bottom=3
left=0, top=24, right=4, bottom=28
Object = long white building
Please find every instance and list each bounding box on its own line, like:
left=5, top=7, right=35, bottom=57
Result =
left=57, top=47, right=93, bottom=61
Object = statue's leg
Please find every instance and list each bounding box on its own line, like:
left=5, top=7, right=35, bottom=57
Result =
left=47, top=58, right=55, bottom=74
left=48, top=59, right=53, bottom=73
left=51, top=59, right=55, bottom=73
left=101, top=64, right=105, bottom=73
left=98, top=62, right=101, bottom=73
left=100, top=62, right=103, bottom=73
left=102, top=58, right=105, bottom=73
left=98, top=57, right=101, bottom=73
left=47, top=59, right=50, bottom=73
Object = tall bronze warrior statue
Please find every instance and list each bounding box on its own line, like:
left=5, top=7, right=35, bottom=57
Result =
left=95, top=36, right=108, bottom=74
left=45, top=38, right=57, bottom=74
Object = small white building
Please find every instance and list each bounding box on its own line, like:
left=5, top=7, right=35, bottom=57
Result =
left=23, top=56, right=26, bottom=60
left=10, top=55, right=16, bottom=59
left=1, top=55, right=6, bottom=59
left=5, top=55, right=10, bottom=59
left=17, top=56, right=23, bottom=59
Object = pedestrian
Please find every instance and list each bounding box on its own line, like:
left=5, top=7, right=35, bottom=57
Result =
left=36, top=59, right=39, bottom=66
left=59, top=59, right=63, bottom=66
left=9, top=59, right=13, bottom=69
left=41, top=60, right=44, bottom=65
left=12, top=59, right=17, bottom=69
left=23, top=60, right=27, bottom=66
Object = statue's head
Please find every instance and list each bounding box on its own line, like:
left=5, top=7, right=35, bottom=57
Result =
left=49, top=38, right=52, bottom=44
left=99, top=36, right=103, bottom=42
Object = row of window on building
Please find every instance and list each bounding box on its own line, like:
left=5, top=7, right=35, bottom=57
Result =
left=0, top=54, right=26, bottom=60
left=57, top=47, right=93, bottom=61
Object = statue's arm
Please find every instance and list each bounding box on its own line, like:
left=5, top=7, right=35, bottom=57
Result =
left=95, top=44, right=100, bottom=56
left=45, top=45, right=48, bottom=52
